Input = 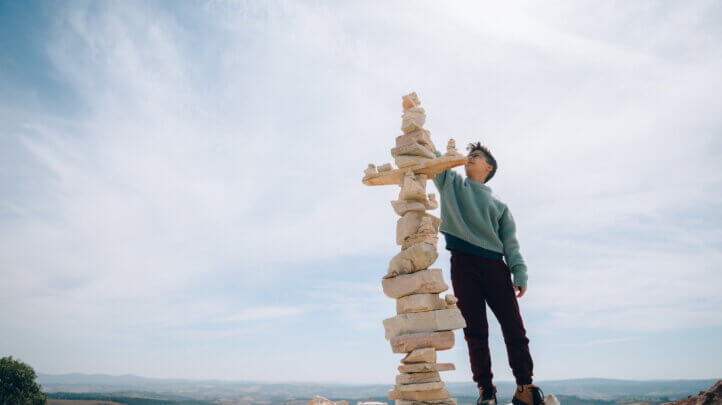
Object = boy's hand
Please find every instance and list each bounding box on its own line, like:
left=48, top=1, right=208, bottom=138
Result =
left=515, top=286, right=526, bottom=298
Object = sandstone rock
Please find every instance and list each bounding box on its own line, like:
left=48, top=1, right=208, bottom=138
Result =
left=424, top=194, right=439, bottom=210
left=399, top=170, right=427, bottom=201
left=390, top=331, right=455, bottom=353
left=378, top=163, right=393, bottom=172
left=365, top=164, right=378, bottom=176
left=362, top=154, right=467, bottom=187
left=357, top=403, right=386, bottom=405
left=382, top=268, right=448, bottom=299
left=391, top=142, right=436, bottom=159
left=664, top=380, right=722, bottom=405
left=398, top=363, right=455, bottom=373
left=401, top=108, right=426, bottom=134
left=444, top=139, right=462, bottom=157
left=402, top=234, right=438, bottom=250
left=386, top=243, right=438, bottom=278
left=397, top=212, right=441, bottom=246
left=402, top=92, right=420, bottom=110
left=444, top=295, right=458, bottom=306
left=402, top=347, right=437, bottom=364
left=388, top=388, right=450, bottom=401
left=395, top=399, right=457, bottom=405
left=396, top=294, right=446, bottom=314
left=395, top=371, right=440, bottom=385
left=394, top=382, right=445, bottom=392
left=384, top=308, right=466, bottom=339
left=396, top=155, right=432, bottom=169
left=391, top=200, right=427, bottom=216
left=396, top=130, right=432, bottom=148
left=543, top=395, right=561, bottom=405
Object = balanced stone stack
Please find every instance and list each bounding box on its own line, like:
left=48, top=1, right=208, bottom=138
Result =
left=362, top=92, right=469, bottom=405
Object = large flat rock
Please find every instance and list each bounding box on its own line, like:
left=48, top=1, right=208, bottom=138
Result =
left=394, top=382, right=445, bottom=392
left=388, top=388, right=451, bottom=401
left=394, top=399, right=457, bottom=405
left=398, top=363, right=455, bottom=373
left=390, top=331, right=455, bottom=353
left=387, top=243, right=438, bottom=278
left=382, top=268, right=448, bottom=299
left=384, top=309, right=466, bottom=339
left=402, top=347, right=437, bottom=364
left=395, top=371, right=440, bottom=385
left=362, top=155, right=468, bottom=186
left=396, top=294, right=446, bottom=314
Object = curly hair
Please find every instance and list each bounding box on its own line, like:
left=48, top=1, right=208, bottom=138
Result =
left=467, top=142, right=497, bottom=183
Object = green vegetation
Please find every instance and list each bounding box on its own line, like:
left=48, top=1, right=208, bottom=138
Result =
left=45, top=393, right=210, bottom=405
left=0, top=356, right=47, bottom=405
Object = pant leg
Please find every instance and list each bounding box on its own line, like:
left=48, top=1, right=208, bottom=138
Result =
left=483, top=259, right=534, bottom=385
left=450, top=250, right=494, bottom=389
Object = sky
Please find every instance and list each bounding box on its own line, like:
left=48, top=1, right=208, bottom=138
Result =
left=1, top=0, right=721, bottom=384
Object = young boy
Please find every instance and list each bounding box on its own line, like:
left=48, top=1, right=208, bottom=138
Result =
left=429, top=141, right=544, bottom=405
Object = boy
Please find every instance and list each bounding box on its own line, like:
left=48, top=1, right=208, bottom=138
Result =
left=429, top=141, right=544, bottom=405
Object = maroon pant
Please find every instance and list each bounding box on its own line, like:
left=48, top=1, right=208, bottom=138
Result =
left=450, top=249, right=534, bottom=388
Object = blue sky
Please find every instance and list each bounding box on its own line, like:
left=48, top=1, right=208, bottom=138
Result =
left=1, top=0, right=721, bottom=383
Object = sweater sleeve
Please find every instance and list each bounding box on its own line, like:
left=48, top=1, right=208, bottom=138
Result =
left=499, top=205, right=528, bottom=287
left=432, top=149, right=461, bottom=190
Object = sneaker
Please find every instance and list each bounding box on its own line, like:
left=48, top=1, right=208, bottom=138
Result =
left=477, top=385, right=497, bottom=405
left=512, top=384, right=545, bottom=405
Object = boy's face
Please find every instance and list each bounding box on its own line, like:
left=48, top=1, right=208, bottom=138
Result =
left=465, top=150, right=492, bottom=182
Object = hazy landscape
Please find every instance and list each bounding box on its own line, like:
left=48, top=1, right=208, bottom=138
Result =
left=39, top=374, right=718, bottom=405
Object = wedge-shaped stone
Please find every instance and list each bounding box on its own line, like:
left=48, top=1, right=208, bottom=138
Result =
left=401, top=108, right=426, bottom=134
left=391, top=200, right=426, bottom=216
left=397, top=212, right=440, bottom=246
left=395, top=371, right=440, bottom=385
left=399, top=171, right=427, bottom=201
left=401, top=234, right=438, bottom=250
left=398, top=362, right=455, bottom=373
left=396, top=130, right=432, bottom=148
left=390, top=331, right=454, bottom=353
left=395, top=398, right=457, bottom=405
left=384, top=308, right=466, bottom=339
left=386, top=243, right=438, bottom=278
left=394, top=382, right=444, bottom=392
left=402, top=347, right=437, bottom=364
left=388, top=388, right=450, bottom=401
left=402, top=92, right=420, bottom=110
left=396, top=155, right=432, bottom=169
left=382, top=268, right=448, bottom=299
left=397, top=294, right=446, bottom=314
left=391, top=142, right=436, bottom=159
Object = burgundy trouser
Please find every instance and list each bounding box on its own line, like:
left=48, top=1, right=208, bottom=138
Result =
left=449, top=249, right=534, bottom=388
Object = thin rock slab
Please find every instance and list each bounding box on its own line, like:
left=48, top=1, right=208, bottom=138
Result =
left=383, top=308, right=466, bottom=339
left=398, top=363, right=455, bottom=373
left=391, top=200, right=427, bottom=216
left=402, top=347, right=437, bottom=364
left=388, top=388, right=450, bottom=401
left=396, top=130, right=432, bottom=148
left=395, top=371, right=440, bottom=385
left=390, top=331, right=455, bottom=353
left=386, top=243, right=438, bottom=278
left=397, top=294, right=446, bottom=314
left=394, top=382, right=444, bottom=392
left=395, top=399, right=457, bottom=405
left=382, top=268, right=448, bottom=299
left=391, top=142, right=435, bottom=159
left=396, top=155, right=432, bottom=169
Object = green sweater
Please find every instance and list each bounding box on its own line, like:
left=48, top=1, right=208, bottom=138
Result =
left=432, top=150, right=528, bottom=287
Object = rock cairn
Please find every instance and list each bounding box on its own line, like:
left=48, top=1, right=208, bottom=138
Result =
left=362, top=92, right=469, bottom=405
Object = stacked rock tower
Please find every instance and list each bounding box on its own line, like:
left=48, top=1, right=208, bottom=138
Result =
left=362, top=92, right=469, bottom=405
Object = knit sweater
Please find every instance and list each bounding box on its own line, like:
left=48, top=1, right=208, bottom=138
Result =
left=432, top=150, right=528, bottom=287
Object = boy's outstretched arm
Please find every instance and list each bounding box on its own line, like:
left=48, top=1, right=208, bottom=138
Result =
left=426, top=142, right=462, bottom=190
left=499, top=205, right=529, bottom=297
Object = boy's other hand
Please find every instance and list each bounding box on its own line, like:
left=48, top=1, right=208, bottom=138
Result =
left=515, top=286, right=526, bottom=298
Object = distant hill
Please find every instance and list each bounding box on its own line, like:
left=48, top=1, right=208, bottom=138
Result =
left=38, top=373, right=719, bottom=404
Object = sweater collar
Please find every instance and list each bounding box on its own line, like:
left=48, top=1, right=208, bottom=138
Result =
left=467, top=177, right=492, bottom=191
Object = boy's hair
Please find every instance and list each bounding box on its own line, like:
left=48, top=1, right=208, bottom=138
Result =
left=467, top=142, right=497, bottom=183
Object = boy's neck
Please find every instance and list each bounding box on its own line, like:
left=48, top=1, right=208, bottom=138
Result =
left=468, top=173, right=488, bottom=184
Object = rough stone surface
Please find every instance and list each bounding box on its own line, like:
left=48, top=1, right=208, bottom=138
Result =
left=394, top=382, right=445, bottom=392
left=388, top=389, right=450, bottom=401
left=382, top=268, right=448, bottom=299
left=424, top=194, right=439, bottom=210
left=401, top=108, right=426, bottom=134
left=391, top=142, right=436, bottom=159
left=444, top=295, right=458, bottom=306
left=398, top=363, right=455, bottom=373
left=386, top=243, right=438, bottom=278
left=390, top=331, right=455, bottom=353
left=396, top=130, right=432, bottom=148
left=396, top=294, right=446, bottom=314
left=397, top=212, right=441, bottom=246
left=665, top=380, right=722, bottom=405
left=307, top=396, right=335, bottom=405
left=402, top=347, right=437, bottom=364
left=362, top=154, right=467, bottom=187
left=378, top=163, right=393, bottom=172
left=396, top=155, right=432, bottom=169
left=384, top=308, right=466, bottom=339
left=399, top=171, right=427, bottom=201
left=402, top=92, right=420, bottom=110
left=395, top=371, right=441, bottom=385
left=401, top=234, right=438, bottom=250
left=395, top=399, right=457, bottom=405
left=391, top=200, right=426, bottom=216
